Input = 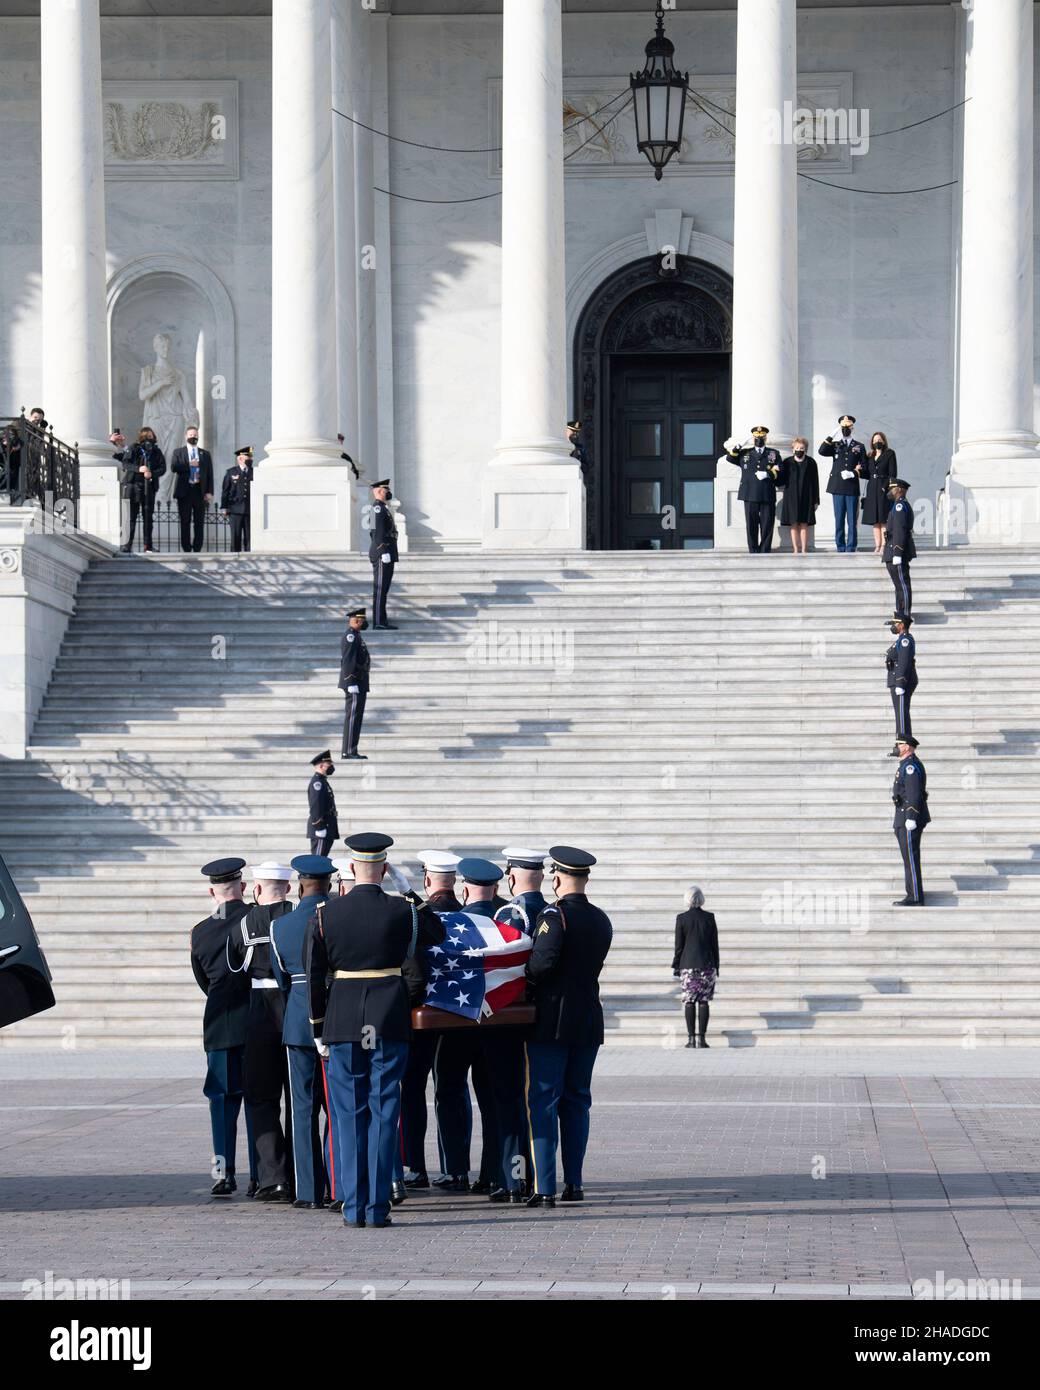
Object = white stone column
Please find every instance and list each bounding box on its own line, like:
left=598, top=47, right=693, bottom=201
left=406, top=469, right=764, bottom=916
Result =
left=482, top=0, right=584, bottom=549
left=255, top=0, right=353, bottom=552
left=716, top=0, right=798, bottom=550
left=40, top=0, right=119, bottom=543
left=332, top=0, right=359, bottom=469
left=946, top=0, right=1039, bottom=545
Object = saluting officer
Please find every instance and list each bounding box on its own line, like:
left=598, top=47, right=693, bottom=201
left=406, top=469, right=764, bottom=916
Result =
left=189, top=857, right=258, bottom=1198
left=819, top=414, right=866, bottom=552
left=368, top=479, right=399, bottom=629
left=885, top=613, right=918, bottom=755
left=723, top=425, right=782, bottom=553
left=220, top=445, right=253, bottom=552
left=339, top=607, right=371, bottom=761
left=270, top=854, right=336, bottom=1211
left=306, top=751, right=339, bottom=855
left=883, top=479, right=916, bottom=616
left=307, top=832, right=444, bottom=1228
left=226, top=862, right=294, bottom=1202
left=524, top=847, right=613, bottom=1209
left=892, top=736, right=930, bottom=907
left=494, top=847, right=549, bottom=937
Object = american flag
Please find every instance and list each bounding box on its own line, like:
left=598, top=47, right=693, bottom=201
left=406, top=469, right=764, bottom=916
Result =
left=423, top=911, right=532, bottom=1020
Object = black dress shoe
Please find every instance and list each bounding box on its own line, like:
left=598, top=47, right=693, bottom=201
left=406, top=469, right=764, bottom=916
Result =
left=255, top=1184, right=291, bottom=1203
left=893, top=897, right=922, bottom=907
left=432, top=1174, right=470, bottom=1193
left=328, top=1200, right=344, bottom=1213
left=246, top=1178, right=258, bottom=1198
left=685, top=1037, right=696, bottom=1048
left=403, top=1170, right=430, bottom=1189
left=470, top=1179, right=493, bottom=1196
left=370, top=1216, right=393, bottom=1228
left=347, top=1217, right=366, bottom=1229
left=345, top=752, right=368, bottom=760
left=525, top=1194, right=555, bottom=1210
left=488, top=1187, right=512, bottom=1203
left=390, top=1181, right=407, bottom=1206
left=698, top=1038, right=710, bottom=1048
left=561, top=1185, right=584, bottom=1202
left=293, top=1199, right=322, bottom=1210
left=210, top=1178, right=235, bottom=1197
left=119, top=545, right=132, bottom=555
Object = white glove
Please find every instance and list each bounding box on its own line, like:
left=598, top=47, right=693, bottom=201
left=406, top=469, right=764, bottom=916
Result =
left=347, top=684, right=359, bottom=694
left=315, top=1037, right=330, bottom=1060
left=840, top=469, right=854, bottom=480
left=894, top=687, right=905, bottom=696
left=314, top=828, right=327, bottom=838
left=755, top=470, right=768, bottom=481
left=905, top=819, right=918, bottom=831
left=385, top=862, right=412, bottom=895
left=380, top=552, right=391, bottom=564
left=892, top=555, right=902, bottom=565
left=723, top=436, right=739, bottom=453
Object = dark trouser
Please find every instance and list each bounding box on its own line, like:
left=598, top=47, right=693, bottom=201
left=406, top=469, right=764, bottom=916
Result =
left=483, top=1031, right=529, bottom=1192
left=242, top=993, right=290, bottom=1191
left=124, top=493, right=156, bottom=550
left=433, top=1031, right=498, bottom=1181
left=887, top=559, right=912, bottom=615
left=177, top=488, right=206, bottom=552
left=286, top=1044, right=329, bottom=1205
left=401, top=1031, right=445, bottom=1175
left=743, top=498, right=776, bottom=553
left=230, top=511, right=250, bottom=552
left=327, top=1038, right=408, bottom=1224
left=524, top=1041, right=599, bottom=1197
left=342, top=689, right=367, bottom=755
left=309, top=830, right=335, bottom=856
left=203, top=1045, right=257, bottom=1181
left=896, top=823, right=925, bottom=902
left=7, top=458, right=21, bottom=505
left=890, top=685, right=914, bottom=741
left=833, top=493, right=858, bottom=551
left=372, top=556, right=395, bottom=624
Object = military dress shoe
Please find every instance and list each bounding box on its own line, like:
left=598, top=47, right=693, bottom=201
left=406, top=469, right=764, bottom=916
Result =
left=254, top=1184, right=291, bottom=1203
left=432, top=1174, right=470, bottom=1193
left=210, top=1178, right=236, bottom=1198
left=345, top=752, right=368, bottom=761
left=328, top=1200, right=344, bottom=1213
left=373, top=623, right=399, bottom=631
left=246, top=1178, right=258, bottom=1198
left=469, top=1179, right=494, bottom=1196
left=390, top=1181, right=407, bottom=1206
left=561, top=1185, right=584, bottom=1203
left=525, top=1194, right=555, bottom=1210
left=402, top=1170, right=430, bottom=1189
left=370, top=1216, right=393, bottom=1228
left=293, top=1199, right=322, bottom=1210
left=347, top=1217, right=366, bottom=1229
left=893, top=897, right=923, bottom=907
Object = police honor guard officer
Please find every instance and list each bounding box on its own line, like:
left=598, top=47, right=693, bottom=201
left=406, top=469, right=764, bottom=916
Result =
left=885, top=613, right=918, bottom=755
left=368, top=480, right=399, bottom=629
left=819, top=414, right=866, bottom=552
left=307, top=751, right=339, bottom=855
left=189, top=858, right=258, bottom=1197
left=524, top=847, right=613, bottom=1208
left=339, top=608, right=371, bottom=760
left=723, top=426, right=782, bottom=553
left=883, top=479, right=916, bottom=617
left=892, top=737, right=930, bottom=907
left=306, top=833, right=445, bottom=1227
left=220, top=446, right=253, bottom=552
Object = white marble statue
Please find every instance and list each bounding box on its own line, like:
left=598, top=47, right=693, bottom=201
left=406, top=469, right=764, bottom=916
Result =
left=139, top=333, right=199, bottom=502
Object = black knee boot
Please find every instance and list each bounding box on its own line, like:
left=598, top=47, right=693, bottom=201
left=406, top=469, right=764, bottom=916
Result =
left=684, top=1003, right=696, bottom=1048
left=696, top=1002, right=710, bottom=1048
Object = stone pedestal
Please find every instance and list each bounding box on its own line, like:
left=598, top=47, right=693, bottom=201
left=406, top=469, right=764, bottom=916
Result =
left=250, top=464, right=355, bottom=553
left=482, top=462, right=585, bottom=550
left=76, top=466, right=124, bottom=549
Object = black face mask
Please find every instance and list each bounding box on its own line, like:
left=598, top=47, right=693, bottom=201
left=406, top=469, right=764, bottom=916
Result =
left=794, top=449, right=806, bottom=460
left=187, top=438, right=199, bottom=447
left=358, top=619, right=369, bottom=631
left=325, top=763, right=336, bottom=777
left=841, top=427, right=852, bottom=438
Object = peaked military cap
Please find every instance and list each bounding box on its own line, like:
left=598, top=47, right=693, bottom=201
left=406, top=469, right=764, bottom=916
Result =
left=310, top=750, right=332, bottom=766
left=889, top=478, right=911, bottom=491
left=838, top=414, right=856, bottom=425
left=457, top=856, right=503, bottom=885
left=501, top=847, right=548, bottom=871
left=234, top=445, right=252, bottom=456
left=418, top=850, right=461, bottom=873
left=549, top=846, right=597, bottom=875
left=347, top=607, right=366, bottom=620
left=344, top=832, right=394, bottom=862
left=750, top=425, right=769, bottom=435
left=201, top=856, right=246, bottom=884
left=250, top=861, right=293, bottom=881
left=290, top=854, right=336, bottom=877
left=887, top=613, right=913, bottom=627
left=370, top=478, right=391, bottom=489
left=896, top=735, right=920, bottom=748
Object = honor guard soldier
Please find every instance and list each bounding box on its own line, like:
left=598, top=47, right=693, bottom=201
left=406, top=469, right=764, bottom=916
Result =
left=494, top=848, right=549, bottom=936
left=885, top=613, right=918, bottom=755
left=723, top=426, right=782, bottom=553
left=884, top=479, right=916, bottom=616
left=270, top=855, right=337, bottom=1210
left=892, top=736, right=930, bottom=906
left=400, top=850, right=462, bottom=1189
left=306, top=832, right=444, bottom=1227
left=307, top=751, right=339, bottom=855
left=189, top=857, right=258, bottom=1197
left=220, top=446, right=253, bottom=552
left=368, top=479, right=399, bottom=629
left=819, top=414, right=866, bottom=552
left=339, top=608, right=371, bottom=761
left=524, top=847, right=613, bottom=1209
left=226, top=863, right=294, bottom=1202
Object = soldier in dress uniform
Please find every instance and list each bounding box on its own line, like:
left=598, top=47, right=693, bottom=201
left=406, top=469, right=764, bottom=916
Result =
left=306, top=751, right=339, bottom=856
left=819, top=414, right=866, bottom=552
left=368, top=480, right=399, bottom=629
left=524, top=847, right=613, bottom=1209
left=892, top=736, right=930, bottom=907
left=306, top=832, right=444, bottom=1228
left=220, top=446, right=253, bottom=553
left=339, top=608, right=371, bottom=761
left=226, top=862, right=294, bottom=1202
left=494, top=847, right=549, bottom=936
left=270, top=854, right=336, bottom=1210
left=883, top=479, right=916, bottom=617
left=189, top=857, right=258, bottom=1197
left=723, top=426, right=782, bottom=553
left=885, top=613, right=918, bottom=756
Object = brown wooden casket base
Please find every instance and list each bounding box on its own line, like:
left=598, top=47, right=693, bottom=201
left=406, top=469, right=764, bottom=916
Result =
left=411, top=1003, right=535, bottom=1031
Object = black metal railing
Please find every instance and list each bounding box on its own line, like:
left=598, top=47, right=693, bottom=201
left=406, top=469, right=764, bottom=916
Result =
left=0, top=412, right=79, bottom=527
left=125, top=501, right=233, bottom=554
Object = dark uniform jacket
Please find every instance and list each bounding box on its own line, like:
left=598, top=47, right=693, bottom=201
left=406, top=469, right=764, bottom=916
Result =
left=306, top=771, right=339, bottom=844
left=338, top=628, right=371, bottom=695
left=819, top=435, right=866, bottom=496
left=494, top=890, right=547, bottom=938
left=118, top=443, right=166, bottom=500
left=892, top=754, right=930, bottom=829
left=227, top=899, right=293, bottom=1035
left=169, top=446, right=214, bottom=500
left=886, top=632, right=917, bottom=692
left=525, top=894, right=613, bottom=1046
left=189, top=898, right=251, bottom=1051
left=672, top=908, right=720, bottom=974
left=368, top=500, right=399, bottom=564
left=725, top=444, right=782, bottom=503
left=271, top=892, right=329, bottom=1047
left=883, top=498, right=916, bottom=563
left=221, top=463, right=252, bottom=515
left=427, top=889, right=462, bottom=913
left=306, top=885, right=445, bottom=1043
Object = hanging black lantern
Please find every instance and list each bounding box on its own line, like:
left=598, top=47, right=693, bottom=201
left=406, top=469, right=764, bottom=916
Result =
left=630, top=3, right=689, bottom=180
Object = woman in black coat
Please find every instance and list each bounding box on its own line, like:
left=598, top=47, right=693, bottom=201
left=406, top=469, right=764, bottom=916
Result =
left=779, top=436, right=819, bottom=554
left=861, top=431, right=898, bottom=552
left=672, top=887, right=720, bottom=1048
left=118, top=427, right=166, bottom=554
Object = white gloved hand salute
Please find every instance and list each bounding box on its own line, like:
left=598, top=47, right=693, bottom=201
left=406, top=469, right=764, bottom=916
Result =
left=384, top=862, right=412, bottom=896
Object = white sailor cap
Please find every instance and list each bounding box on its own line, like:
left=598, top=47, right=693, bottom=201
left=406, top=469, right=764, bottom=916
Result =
left=330, top=857, right=354, bottom=878
left=501, top=847, right=548, bottom=871
left=250, top=861, right=293, bottom=882
left=418, top=850, right=461, bottom=874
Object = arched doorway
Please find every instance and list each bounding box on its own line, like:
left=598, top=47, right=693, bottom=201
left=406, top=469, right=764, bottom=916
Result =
left=574, top=256, right=733, bottom=549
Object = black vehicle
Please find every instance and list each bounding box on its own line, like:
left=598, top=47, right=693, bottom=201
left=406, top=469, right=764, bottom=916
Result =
left=0, top=852, right=55, bottom=1028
